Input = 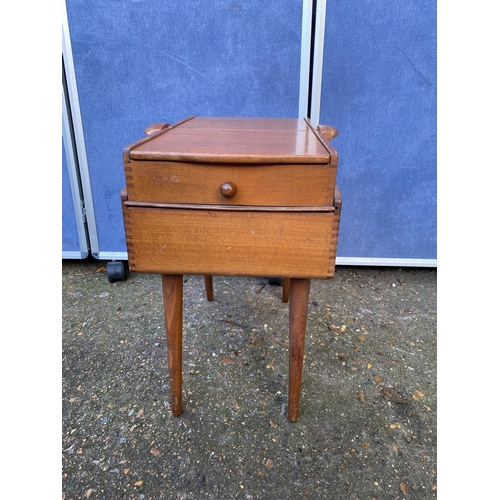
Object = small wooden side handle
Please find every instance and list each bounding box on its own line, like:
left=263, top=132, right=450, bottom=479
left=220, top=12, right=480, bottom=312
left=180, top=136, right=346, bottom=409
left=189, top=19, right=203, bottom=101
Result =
left=317, top=125, right=338, bottom=141
left=144, top=123, right=170, bottom=136
left=334, top=185, right=342, bottom=212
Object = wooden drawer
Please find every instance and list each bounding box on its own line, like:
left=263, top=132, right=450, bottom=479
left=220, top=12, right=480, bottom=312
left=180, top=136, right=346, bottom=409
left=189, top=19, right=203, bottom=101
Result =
left=123, top=116, right=339, bottom=208
left=122, top=198, right=340, bottom=278
left=124, top=160, right=337, bottom=207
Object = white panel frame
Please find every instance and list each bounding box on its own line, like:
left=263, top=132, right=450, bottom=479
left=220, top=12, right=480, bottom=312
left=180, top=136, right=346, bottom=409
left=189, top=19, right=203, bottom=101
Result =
left=298, top=0, right=314, bottom=118
left=62, top=86, right=89, bottom=259
left=336, top=257, right=437, bottom=268
left=308, top=0, right=327, bottom=126
left=62, top=1, right=100, bottom=258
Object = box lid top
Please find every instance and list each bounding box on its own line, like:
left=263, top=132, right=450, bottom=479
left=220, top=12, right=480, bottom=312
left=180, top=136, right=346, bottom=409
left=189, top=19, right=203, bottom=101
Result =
left=126, top=116, right=331, bottom=164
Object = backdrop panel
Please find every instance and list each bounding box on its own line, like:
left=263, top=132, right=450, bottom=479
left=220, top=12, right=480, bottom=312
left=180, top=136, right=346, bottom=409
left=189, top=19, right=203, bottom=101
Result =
left=319, top=0, right=436, bottom=262
left=65, top=0, right=305, bottom=258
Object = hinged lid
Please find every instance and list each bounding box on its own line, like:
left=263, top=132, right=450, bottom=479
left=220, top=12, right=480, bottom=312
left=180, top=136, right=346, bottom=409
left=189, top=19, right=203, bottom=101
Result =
left=125, top=116, right=331, bottom=164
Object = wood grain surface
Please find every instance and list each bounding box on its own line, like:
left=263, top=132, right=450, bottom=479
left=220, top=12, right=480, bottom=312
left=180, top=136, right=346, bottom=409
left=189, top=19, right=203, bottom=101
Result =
left=127, top=117, right=331, bottom=164
left=122, top=204, right=340, bottom=278
left=125, top=160, right=336, bottom=207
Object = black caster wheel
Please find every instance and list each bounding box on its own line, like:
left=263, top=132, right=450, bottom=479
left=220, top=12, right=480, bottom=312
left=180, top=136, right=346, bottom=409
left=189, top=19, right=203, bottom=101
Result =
left=106, top=261, right=126, bottom=282
left=267, top=277, right=283, bottom=286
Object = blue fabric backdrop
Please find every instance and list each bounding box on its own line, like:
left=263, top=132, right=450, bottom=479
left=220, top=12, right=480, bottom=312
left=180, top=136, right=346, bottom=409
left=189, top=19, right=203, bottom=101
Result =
left=320, top=0, right=437, bottom=260
left=64, top=0, right=436, bottom=262
left=65, top=0, right=304, bottom=256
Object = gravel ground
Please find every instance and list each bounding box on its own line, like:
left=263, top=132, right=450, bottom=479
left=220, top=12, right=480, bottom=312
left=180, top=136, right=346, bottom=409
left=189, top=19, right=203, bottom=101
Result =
left=62, top=260, right=436, bottom=499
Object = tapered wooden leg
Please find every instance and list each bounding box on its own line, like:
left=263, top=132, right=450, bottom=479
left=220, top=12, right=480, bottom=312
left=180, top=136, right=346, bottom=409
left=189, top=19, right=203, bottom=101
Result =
left=282, top=278, right=290, bottom=303
left=161, top=274, right=183, bottom=416
left=204, top=275, right=214, bottom=301
left=288, top=278, right=310, bottom=422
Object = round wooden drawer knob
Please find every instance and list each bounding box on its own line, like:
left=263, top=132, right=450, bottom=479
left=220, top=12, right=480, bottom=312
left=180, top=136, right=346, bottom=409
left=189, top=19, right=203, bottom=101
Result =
left=220, top=181, right=237, bottom=198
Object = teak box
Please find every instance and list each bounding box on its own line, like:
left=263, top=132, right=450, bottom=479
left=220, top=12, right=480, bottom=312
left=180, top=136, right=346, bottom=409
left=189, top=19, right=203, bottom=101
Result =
left=121, top=116, right=341, bottom=279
